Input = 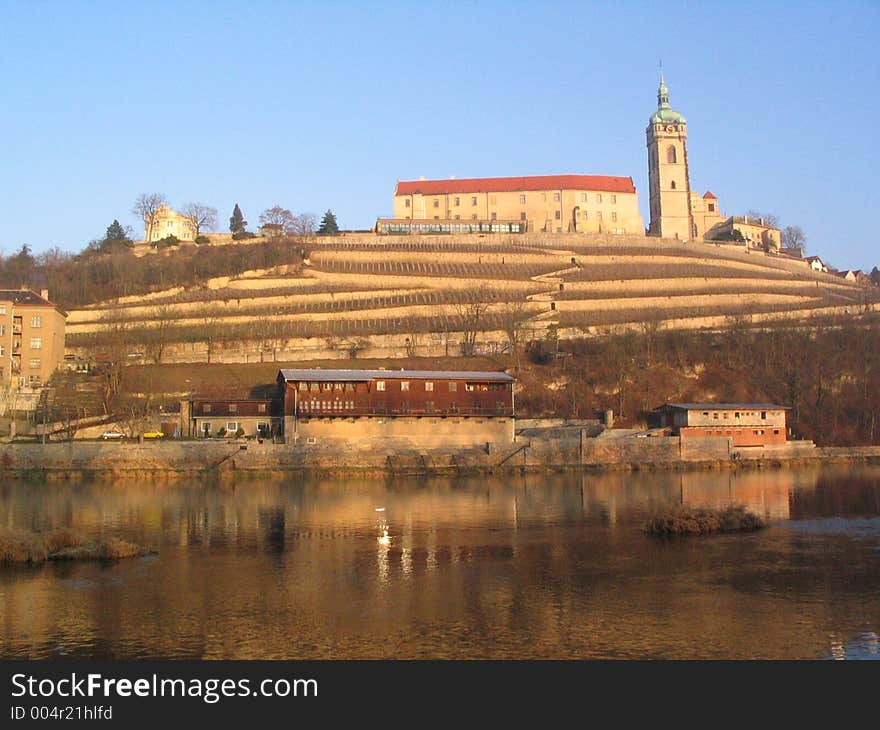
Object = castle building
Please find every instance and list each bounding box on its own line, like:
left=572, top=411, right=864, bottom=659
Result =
left=0, top=289, right=67, bottom=392
left=388, top=174, right=643, bottom=235
left=144, top=205, right=197, bottom=243
left=382, top=75, right=779, bottom=246
left=705, top=215, right=782, bottom=251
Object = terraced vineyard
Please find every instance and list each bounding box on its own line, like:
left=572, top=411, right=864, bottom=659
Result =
left=64, top=232, right=879, bottom=364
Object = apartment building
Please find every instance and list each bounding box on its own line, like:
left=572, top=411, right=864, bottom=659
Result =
left=0, top=289, right=67, bottom=391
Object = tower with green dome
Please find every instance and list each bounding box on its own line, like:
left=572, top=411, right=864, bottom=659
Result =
left=646, top=73, right=695, bottom=240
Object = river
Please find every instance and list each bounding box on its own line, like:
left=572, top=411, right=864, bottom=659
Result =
left=1, top=465, right=879, bottom=659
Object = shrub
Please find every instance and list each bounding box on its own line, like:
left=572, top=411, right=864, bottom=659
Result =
left=0, top=528, right=145, bottom=563
left=644, top=505, right=766, bottom=536
left=526, top=339, right=554, bottom=365
left=155, top=235, right=180, bottom=249
left=216, top=427, right=227, bottom=437
left=42, top=528, right=86, bottom=554
left=0, top=529, right=47, bottom=563
left=232, top=231, right=257, bottom=240
left=235, top=427, right=245, bottom=438
left=195, top=235, right=210, bottom=244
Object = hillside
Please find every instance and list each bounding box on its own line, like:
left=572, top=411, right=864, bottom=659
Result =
left=61, top=231, right=878, bottom=365
left=44, top=316, right=880, bottom=446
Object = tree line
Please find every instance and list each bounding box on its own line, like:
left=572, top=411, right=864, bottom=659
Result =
left=519, top=315, right=880, bottom=446
left=135, top=194, right=339, bottom=241
left=0, top=238, right=305, bottom=309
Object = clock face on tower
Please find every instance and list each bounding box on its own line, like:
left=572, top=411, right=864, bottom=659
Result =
left=666, top=125, right=675, bottom=132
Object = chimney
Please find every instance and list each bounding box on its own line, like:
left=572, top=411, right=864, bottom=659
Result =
left=40, top=288, right=49, bottom=301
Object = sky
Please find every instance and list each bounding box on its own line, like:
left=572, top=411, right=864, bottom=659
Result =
left=1, top=0, right=878, bottom=270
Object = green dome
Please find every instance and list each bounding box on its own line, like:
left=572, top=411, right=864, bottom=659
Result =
left=650, top=74, right=686, bottom=125
left=651, top=107, right=687, bottom=124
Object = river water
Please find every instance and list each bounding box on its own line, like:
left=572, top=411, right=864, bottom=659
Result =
left=1, top=465, right=879, bottom=659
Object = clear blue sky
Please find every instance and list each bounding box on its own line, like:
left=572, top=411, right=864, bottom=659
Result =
left=2, top=0, right=878, bottom=270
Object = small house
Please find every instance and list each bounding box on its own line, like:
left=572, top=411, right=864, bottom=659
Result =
left=650, top=403, right=788, bottom=446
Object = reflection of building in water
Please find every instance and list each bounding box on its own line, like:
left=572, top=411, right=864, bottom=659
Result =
left=788, top=467, right=880, bottom=519
left=2, top=469, right=877, bottom=660
left=679, top=470, right=804, bottom=520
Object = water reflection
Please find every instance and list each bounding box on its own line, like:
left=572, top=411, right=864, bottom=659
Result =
left=1, top=465, right=879, bottom=659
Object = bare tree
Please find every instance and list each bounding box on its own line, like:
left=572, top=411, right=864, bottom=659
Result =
left=292, top=212, right=317, bottom=237
left=259, top=206, right=296, bottom=235
left=745, top=210, right=780, bottom=228
left=143, top=305, right=174, bottom=364
left=181, top=203, right=218, bottom=238
left=781, top=225, right=806, bottom=255
left=99, top=313, right=134, bottom=415
left=201, top=305, right=222, bottom=363
left=133, top=193, right=167, bottom=242
left=254, top=316, right=286, bottom=361
left=455, top=299, right=491, bottom=357
left=499, top=299, right=531, bottom=369
left=404, top=330, right=423, bottom=358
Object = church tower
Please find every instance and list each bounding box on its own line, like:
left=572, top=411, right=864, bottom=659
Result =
left=646, top=74, right=694, bottom=239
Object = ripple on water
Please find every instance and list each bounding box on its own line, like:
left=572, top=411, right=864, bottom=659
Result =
left=779, top=517, right=880, bottom=538
left=826, top=632, right=880, bottom=660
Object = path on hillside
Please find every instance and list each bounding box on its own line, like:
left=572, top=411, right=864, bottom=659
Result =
left=520, top=260, right=582, bottom=335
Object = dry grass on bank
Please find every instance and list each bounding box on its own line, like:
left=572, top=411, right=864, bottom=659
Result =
left=0, top=528, right=153, bottom=564
left=644, top=505, right=766, bottom=537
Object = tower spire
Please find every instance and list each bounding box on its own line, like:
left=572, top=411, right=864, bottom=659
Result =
left=657, top=63, right=670, bottom=109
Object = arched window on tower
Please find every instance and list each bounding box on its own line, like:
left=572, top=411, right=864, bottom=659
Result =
left=670, top=180, right=677, bottom=190
left=667, top=145, right=677, bottom=164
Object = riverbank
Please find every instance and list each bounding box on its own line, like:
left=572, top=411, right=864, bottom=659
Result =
left=1, top=436, right=879, bottom=480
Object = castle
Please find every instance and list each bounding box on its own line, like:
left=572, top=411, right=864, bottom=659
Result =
left=386, top=76, right=781, bottom=249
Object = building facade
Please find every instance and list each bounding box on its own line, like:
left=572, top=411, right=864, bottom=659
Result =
left=145, top=205, right=197, bottom=242
left=277, top=368, right=516, bottom=447
left=391, top=174, right=643, bottom=235
left=651, top=403, right=788, bottom=446
left=805, top=256, right=828, bottom=272
left=0, top=289, right=67, bottom=392
left=180, top=398, right=282, bottom=439
left=705, top=215, right=782, bottom=251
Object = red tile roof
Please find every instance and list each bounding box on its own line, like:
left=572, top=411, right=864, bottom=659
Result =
left=395, top=174, right=635, bottom=196
left=703, top=191, right=717, bottom=199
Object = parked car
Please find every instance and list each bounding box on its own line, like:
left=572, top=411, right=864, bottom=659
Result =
left=142, top=430, right=165, bottom=439
left=101, top=429, right=125, bottom=440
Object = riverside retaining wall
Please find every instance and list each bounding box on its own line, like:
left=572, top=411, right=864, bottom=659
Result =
left=0, top=436, right=877, bottom=479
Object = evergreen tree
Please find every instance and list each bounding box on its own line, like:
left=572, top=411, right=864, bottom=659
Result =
left=317, top=209, right=339, bottom=235
left=229, top=203, right=247, bottom=234
left=105, top=219, right=129, bottom=242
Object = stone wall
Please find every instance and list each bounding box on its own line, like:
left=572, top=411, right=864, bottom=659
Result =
left=285, top=415, right=514, bottom=449
left=0, top=433, right=872, bottom=478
